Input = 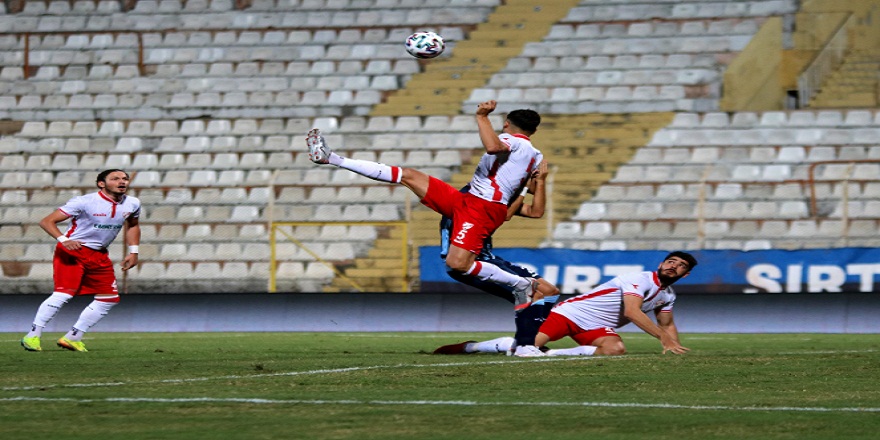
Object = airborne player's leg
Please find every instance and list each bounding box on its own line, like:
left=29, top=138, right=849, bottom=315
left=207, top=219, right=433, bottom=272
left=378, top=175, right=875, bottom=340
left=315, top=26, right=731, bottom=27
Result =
left=307, top=128, right=405, bottom=184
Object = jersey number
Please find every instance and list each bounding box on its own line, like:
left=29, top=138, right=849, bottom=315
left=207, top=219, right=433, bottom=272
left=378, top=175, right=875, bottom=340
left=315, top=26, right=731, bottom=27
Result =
left=454, top=222, right=474, bottom=245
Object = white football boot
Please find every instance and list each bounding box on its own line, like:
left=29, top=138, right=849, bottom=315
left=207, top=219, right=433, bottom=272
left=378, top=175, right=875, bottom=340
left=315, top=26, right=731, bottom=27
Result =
left=306, top=128, right=331, bottom=164
left=513, top=345, right=546, bottom=357
left=512, top=278, right=539, bottom=308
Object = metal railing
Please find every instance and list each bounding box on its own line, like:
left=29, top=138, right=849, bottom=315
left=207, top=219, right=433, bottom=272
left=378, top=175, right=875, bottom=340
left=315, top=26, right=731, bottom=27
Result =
left=268, top=221, right=410, bottom=293
left=797, top=13, right=855, bottom=107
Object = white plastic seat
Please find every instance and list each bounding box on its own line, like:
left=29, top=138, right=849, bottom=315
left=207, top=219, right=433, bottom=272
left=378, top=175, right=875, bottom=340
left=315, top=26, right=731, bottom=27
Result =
left=843, top=110, right=873, bottom=126
left=815, top=110, right=843, bottom=126
left=785, top=111, right=814, bottom=127
left=788, top=220, right=818, bottom=237
left=276, top=262, right=305, bottom=279
left=553, top=222, right=582, bottom=239
left=229, top=206, right=261, bottom=222
left=582, top=222, right=612, bottom=239
left=573, top=202, right=606, bottom=220
left=164, top=263, right=195, bottom=278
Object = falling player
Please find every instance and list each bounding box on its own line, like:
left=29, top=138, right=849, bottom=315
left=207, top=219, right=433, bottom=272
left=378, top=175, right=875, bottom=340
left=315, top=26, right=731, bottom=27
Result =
left=306, top=100, right=543, bottom=305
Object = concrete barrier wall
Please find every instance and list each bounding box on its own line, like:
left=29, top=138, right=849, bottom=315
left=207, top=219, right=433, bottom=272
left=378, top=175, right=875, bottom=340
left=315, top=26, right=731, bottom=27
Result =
left=1, top=293, right=878, bottom=334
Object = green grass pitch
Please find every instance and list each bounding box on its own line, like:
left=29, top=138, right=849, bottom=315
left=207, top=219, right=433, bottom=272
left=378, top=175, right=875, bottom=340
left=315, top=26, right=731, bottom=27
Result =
left=1, top=332, right=879, bottom=440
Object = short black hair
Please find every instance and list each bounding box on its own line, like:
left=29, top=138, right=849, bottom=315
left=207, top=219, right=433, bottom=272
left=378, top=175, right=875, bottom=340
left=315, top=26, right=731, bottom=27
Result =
left=506, top=109, right=541, bottom=134
left=665, top=251, right=698, bottom=270
left=96, top=169, right=129, bottom=186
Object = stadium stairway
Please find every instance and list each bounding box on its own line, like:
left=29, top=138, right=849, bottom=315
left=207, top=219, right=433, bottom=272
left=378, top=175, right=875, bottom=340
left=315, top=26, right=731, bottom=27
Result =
left=809, top=48, right=880, bottom=108
left=325, top=225, right=418, bottom=293
left=371, top=0, right=581, bottom=116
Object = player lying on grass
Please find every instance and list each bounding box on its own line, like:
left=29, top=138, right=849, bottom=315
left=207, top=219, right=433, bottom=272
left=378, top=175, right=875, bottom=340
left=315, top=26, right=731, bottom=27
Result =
left=516, top=251, right=697, bottom=357
left=434, top=161, right=560, bottom=355
left=438, top=252, right=697, bottom=357
left=306, top=100, right=544, bottom=307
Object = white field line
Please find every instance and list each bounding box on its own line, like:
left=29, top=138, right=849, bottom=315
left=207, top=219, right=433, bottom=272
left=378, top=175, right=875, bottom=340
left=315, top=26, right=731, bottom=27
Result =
left=777, top=349, right=877, bottom=355
left=3, top=347, right=877, bottom=392
left=0, top=396, right=877, bottom=413
left=0, top=357, right=594, bottom=391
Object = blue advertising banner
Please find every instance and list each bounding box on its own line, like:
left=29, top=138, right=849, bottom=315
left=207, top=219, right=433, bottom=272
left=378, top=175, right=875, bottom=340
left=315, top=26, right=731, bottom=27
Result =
left=419, top=247, right=880, bottom=294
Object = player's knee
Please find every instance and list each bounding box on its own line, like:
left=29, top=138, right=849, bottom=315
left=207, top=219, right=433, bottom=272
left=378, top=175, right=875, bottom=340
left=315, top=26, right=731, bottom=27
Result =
left=399, top=167, right=423, bottom=184
left=598, top=340, right=626, bottom=356
left=444, top=255, right=470, bottom=273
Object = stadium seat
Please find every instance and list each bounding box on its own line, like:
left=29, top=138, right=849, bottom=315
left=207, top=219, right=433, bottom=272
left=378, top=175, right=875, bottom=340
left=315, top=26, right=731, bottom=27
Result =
left=582, top=222, right=612, bottom=239
left=573, top=202, right=606, bottom=220
left=553, top=222, right=582, bottom=239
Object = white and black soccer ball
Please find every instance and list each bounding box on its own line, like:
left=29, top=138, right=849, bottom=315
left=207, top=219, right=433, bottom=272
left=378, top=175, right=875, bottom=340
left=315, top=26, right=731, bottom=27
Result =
left=404, top=31, right=445, bottom=59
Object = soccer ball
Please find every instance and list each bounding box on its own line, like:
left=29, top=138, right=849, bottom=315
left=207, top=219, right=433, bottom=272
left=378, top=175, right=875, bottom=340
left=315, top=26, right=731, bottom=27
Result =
left=405, top=31, right=445, bottom=59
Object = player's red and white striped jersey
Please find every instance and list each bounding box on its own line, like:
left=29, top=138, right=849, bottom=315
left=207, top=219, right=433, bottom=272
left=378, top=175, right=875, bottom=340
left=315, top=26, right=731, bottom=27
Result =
left=552, top=271, right=677, bottom=330
left=58, top=192, right=141, bottom=251
left=467, top=133, right=542, bottom=205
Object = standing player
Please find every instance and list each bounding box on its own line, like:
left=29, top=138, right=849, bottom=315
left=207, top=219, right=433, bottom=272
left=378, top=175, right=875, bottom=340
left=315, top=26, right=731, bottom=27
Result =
left=515, top=252, right=697, bottom=357
left=306, top=100, right=543, bottom=303
left=434, top=161, right=561, bottom=354
left=20, top=169, right=141, bottom=352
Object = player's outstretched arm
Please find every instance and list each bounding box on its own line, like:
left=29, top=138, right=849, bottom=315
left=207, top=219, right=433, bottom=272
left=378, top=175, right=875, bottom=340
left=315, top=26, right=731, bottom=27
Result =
left=623, top=295, right=689, bottom=355
left=656, top=310, right=688, bottom=354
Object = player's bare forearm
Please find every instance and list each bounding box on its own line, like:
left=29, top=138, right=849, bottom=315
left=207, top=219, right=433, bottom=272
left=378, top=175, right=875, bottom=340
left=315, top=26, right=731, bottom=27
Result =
left=625, top=308, right=667, bottom=341
left=475, top=101, right=506, bottom=153
left=506, top=196, right=526, bottom=220
left=39, top=210, right=69, bottom=239
left=125, top=223, right=141, bottom=247
left=657, top=312, right=681, bottom=342
left=624, top=296, right=687, bottom=354
left=516, top=161, right=548, bottom=218
left=525, top=181, right=546, bottom=218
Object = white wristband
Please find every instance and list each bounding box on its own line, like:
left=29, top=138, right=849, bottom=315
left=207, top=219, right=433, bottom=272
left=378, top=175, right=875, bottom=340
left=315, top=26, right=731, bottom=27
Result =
left=57, top=236, right=69, bottom=243
left=129, top=245, right=139, bottom=254
left=520, top=187, right=529, bottom=196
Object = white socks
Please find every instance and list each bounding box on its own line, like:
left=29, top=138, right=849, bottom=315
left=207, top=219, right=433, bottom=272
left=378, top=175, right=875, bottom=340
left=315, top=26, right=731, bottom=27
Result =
left=333, top=154, right=402, bottom=183
left=26, top=292, right=73, bottom=338
left=66, top=300, right=117, bottom=341
left=468, top=337, right=515, bottom=353
left=545, top=345, right=598, bottom=356
left=465, top=261, right=529, bottom=290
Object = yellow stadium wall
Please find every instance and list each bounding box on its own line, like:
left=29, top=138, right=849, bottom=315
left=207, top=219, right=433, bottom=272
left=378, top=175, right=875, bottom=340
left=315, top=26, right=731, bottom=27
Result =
left=720, top=17, right=784, bottom=111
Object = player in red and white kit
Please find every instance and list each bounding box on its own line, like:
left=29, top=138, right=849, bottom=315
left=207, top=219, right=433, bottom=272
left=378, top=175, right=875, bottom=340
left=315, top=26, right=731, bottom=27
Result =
left=306, top=100, right=543, bottom=304
left=20, top=169, right=141, bottom=352
left=514, top=252, right=697, bottom=357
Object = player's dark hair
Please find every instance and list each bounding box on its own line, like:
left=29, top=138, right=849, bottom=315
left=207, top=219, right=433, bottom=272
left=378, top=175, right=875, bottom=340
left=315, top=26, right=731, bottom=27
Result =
left=96, top=169, right=129, bottom=187
left=506, top=109, right=541, bottom=134
left=665, top=251, right=698, bottom=270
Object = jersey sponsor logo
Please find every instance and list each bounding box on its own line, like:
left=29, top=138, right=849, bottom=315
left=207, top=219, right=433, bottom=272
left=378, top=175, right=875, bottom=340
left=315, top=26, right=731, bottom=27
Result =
left=93, top=224, right=123, bottom=230
left=93, top=213, right=108, bottom=217
left=453, top=222, right=474, bottom=245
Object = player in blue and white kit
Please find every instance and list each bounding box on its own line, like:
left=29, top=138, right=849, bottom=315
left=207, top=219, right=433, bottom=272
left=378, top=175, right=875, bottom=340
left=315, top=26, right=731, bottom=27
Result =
left=21, top=169, right=142, bottom=352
